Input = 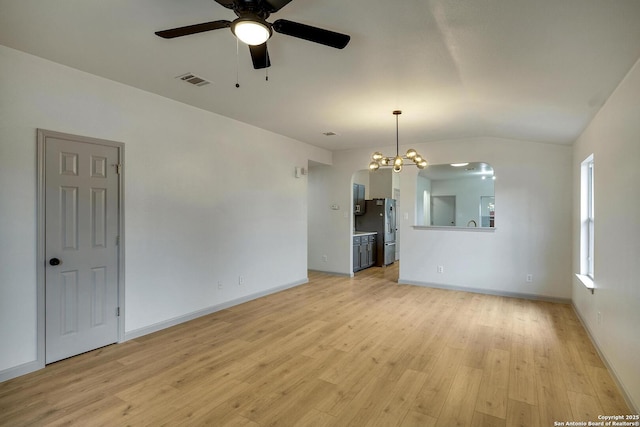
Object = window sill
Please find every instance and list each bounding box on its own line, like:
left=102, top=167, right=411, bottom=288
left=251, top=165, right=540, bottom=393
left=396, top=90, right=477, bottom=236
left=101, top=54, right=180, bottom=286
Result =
left=412, top=225, right=496, bottom=232
left=575, top=274, right=595, bottom=294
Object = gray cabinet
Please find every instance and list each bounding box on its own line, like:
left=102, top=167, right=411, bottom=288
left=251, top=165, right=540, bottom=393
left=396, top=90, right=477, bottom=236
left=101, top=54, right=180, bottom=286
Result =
left=353, top=184, right=365, bottom=216
left=353, top=234, right=376, bottom=272
left=353, top=236, right=362, bottom=272
left=366, top=234, right=376, bottom=267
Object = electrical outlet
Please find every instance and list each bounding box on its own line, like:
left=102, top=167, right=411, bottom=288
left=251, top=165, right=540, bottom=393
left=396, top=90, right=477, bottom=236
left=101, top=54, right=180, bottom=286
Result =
left=322, top=254, right=328, bottom=263
left=597, top=311, right=602, bottom=325
left=526, top=274, right=533, bottom=283
left=238, top=275, right=244, bottom=286
left=437, top=265, right=444, bottom=274
left=218, top=281, right=223, bottom=290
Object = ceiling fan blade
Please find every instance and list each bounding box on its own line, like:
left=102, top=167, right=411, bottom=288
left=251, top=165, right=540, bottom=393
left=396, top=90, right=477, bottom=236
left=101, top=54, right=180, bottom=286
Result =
left=249, top=43, right=271, bottom=69
left=263, top=0, right=294, bottom=13
left=213, top=0, right=235, bottom=9
left=155, top=20, right=231, bottom=39
left=273, top=19, right=350, bottom=49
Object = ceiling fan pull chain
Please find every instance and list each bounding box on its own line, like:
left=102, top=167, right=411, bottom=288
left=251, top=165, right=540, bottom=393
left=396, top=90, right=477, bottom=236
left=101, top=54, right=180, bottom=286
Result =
left=235, top=37, right=240, bottom=88
left=265, top=42, right=269, bottom=81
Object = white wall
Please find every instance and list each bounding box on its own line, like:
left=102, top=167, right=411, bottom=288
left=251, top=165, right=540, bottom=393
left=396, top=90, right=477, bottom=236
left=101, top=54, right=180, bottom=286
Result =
left=309, top=137, right=573, bottom=301
left=400, top=138, right=572, bottom=300
left=572, top=58, right=640, bottom=412
left=307, top=162, right=350, bottom=274
left=0, top=45, right=330, bottom=376
left=369, top=168, right=392, bottom=199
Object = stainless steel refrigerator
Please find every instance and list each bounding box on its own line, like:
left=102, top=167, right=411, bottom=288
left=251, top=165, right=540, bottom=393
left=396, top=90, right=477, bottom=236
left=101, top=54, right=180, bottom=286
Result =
left=355, top=198, right=396, bottom=266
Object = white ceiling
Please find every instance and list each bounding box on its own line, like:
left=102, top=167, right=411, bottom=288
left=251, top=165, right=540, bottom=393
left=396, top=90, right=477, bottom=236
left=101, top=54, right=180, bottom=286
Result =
left=1, top=0, right=640, bottom=151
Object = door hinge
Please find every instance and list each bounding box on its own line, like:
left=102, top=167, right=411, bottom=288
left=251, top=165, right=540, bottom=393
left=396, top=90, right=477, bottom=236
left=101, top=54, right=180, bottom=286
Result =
left=116, top=307, right=120, bottom=317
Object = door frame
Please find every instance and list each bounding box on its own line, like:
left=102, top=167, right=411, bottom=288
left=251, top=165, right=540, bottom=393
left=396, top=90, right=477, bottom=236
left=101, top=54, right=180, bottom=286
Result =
left=36, top=129, right=125, bottom=367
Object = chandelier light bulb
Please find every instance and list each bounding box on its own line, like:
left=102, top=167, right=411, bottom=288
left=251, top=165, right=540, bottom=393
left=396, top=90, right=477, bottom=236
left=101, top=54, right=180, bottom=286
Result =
left=406, top=149, right=417, bottom=159
left=393, top=163, right=402, bottom=173
left=369, top=161, right=380, bottom=171
left=394, top=156, right=403, bottom=167
left=372, top=152, right=383, bottom=161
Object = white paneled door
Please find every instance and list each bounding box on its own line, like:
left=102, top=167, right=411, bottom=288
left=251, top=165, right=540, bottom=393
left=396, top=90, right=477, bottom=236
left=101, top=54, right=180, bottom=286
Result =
left=44, top=135, right=120, bottom=364
left=431, top=195, right=456, bottom=227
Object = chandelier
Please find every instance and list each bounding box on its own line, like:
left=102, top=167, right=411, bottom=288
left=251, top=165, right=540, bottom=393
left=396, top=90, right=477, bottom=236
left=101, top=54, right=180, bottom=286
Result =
left=369, top=110, right=428, bottom=173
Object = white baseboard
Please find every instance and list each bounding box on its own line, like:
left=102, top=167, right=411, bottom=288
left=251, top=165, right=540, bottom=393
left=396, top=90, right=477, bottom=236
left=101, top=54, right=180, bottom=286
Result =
left=572, top=304, right=639, bottom=414
left=398, top=278, right=571, bottom=304
left=0, top=359, right=44, bottom=383
left=124, top=277, right=308, bottom=341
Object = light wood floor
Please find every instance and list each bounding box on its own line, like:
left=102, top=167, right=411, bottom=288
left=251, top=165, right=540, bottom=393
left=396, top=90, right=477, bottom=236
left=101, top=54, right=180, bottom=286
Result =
left=0, top=265, right=631, bottom=426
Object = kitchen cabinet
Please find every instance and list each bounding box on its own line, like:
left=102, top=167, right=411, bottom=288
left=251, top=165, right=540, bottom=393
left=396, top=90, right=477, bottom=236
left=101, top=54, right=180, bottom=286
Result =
left=353, top=233, right=376, bottom=272
left=353, top=236, right=362, bottom=272
left=366, top=234, right=377, bottom=268
left=353, top=184, right=365, bottom=216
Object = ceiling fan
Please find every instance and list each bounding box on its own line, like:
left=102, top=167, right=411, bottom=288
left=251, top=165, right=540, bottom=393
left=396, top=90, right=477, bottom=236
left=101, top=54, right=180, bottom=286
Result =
left=155, top=0, right=351, bottom=69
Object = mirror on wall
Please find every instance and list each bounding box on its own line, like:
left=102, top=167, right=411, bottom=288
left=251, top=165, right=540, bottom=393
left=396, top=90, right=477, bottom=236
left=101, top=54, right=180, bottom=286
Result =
left=416, top=162, right=495, bottom=228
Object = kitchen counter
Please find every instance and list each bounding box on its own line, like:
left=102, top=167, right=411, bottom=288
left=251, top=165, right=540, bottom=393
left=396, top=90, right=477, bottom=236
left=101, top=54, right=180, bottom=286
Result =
left=353, top=231, right=377, bottom=236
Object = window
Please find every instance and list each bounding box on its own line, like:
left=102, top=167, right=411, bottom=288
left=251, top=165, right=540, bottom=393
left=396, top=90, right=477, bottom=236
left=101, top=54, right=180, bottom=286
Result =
left=586, top=158, right=594, bottom=278
left=578, top=154, right=595, bottom=291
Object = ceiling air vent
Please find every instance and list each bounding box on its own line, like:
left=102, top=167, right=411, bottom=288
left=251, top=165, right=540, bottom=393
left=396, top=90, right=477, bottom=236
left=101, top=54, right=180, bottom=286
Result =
left=176, top=73, right=211, bottom=87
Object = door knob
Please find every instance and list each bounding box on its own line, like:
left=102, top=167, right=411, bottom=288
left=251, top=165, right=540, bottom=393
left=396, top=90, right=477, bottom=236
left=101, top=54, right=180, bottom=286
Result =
left=49, top=258, right=61, bottom=266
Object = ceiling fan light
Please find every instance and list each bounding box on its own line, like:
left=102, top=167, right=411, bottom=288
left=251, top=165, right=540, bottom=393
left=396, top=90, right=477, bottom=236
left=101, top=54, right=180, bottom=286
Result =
left=232, top=19, right=271, bottom=45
